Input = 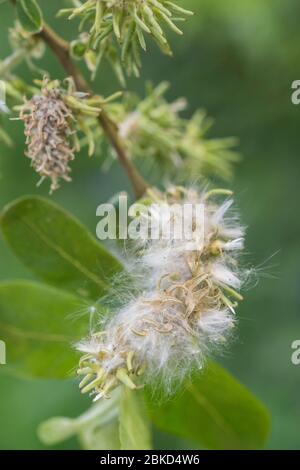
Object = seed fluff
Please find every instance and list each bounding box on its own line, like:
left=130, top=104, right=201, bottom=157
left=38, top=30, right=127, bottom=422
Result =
left=77, top=186, right=248, bottom=400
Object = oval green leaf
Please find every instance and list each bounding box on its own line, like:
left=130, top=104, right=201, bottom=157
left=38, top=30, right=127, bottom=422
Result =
left=0, top=196, right=123, bottom=300
left=146, top=362, right=270, bottom=450
left=16, top=0, right=43, bottom=33
left=0, top=280, right=95, bottom=378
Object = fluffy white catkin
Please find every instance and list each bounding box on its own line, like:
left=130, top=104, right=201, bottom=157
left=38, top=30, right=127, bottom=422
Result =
left=77, top=186, right=247, bottom=400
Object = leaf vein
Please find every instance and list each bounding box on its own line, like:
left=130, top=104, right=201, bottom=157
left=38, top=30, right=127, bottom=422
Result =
left=20, top=215, right=108, bottom=292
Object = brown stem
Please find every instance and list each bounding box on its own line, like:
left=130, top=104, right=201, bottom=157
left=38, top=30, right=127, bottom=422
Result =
left=38, top=24, right=148, bottom=199
left=39, top=25, right=88, bottom=92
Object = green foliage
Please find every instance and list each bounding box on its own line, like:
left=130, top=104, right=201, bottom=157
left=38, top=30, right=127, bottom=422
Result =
left=146, top=362, right=270, bottom=450
left=37, top=363, right=270, bottom=450
left=38, top=391, right=121, bottom=449
left=119, top=388, right=152, bottom=450
left=0, top=196, right=123, bottom=299
left=38, top=417, right=78, bottom=445
left=79, top=421, right=121, bottom=450
left=39, top=387, right=152, bottom=450
left=0, top=0, right=274, bottom=451
left=58, top=0, right=193, bottom=82
left=0, top=22, right=45, bottom=86
left=0, top=195, right=270, bottom=449
left=16, top=0, right=43, bottom=34
left=109, top=82, right=240, bottom=181
left=0, top=280, right=91, bottom=378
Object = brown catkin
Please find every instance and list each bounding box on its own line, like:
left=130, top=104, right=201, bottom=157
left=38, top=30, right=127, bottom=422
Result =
left=20, top=85, right=76, bottom=192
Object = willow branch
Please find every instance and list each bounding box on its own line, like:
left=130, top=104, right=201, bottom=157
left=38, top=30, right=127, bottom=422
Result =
left=32, top=22, right=149, bottom=199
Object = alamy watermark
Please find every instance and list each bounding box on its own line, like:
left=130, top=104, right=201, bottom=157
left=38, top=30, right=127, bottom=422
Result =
left=291, top=340, right=300, bottom=365
left=96, top=194, right=205, bottom=249
left=291, top=80, right=300, bottom=105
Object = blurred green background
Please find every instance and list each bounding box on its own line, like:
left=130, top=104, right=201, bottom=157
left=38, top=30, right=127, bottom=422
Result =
left=0, top=0, right=300, bottom=449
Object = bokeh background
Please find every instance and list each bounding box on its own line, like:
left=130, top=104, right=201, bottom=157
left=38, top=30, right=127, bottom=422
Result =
left=0, top=0, right=300, bottom=449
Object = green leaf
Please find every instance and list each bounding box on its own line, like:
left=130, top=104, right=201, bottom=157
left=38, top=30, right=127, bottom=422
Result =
left=79, top=421, right=121, bottom=450
left=39, top=416, right=120, bottom=450
left=146, top=362, right=270, bottom=450
left=0, top=196, right=123, bottom=300
left=119, top=388, right=152, bottom=450
left=39, top=393, right=121, bottom=449
left=38, top=417, right=76, bottom=446
left=16, top=0, right=43, bottom=33
left=0, top=280, right=93, bottom=378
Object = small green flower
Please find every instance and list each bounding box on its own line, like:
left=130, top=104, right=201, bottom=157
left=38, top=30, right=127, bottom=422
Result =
left=59, top=0, right=193, bottom=81
left=107, top=83, right=240, bottom=181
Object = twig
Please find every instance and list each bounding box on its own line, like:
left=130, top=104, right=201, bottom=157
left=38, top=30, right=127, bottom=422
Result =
left=40, top=24, right=148, bottom=199
left=10, top=0, right=148, bottom=198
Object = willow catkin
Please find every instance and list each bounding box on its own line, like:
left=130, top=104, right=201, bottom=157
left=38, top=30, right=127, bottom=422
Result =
left=20, top=84, right=76, bottom=193
left=77, top=187, right=247, bottom=400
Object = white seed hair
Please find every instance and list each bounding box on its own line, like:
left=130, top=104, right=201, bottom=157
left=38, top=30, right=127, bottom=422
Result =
left=77, top=187, right=247, bottom=398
